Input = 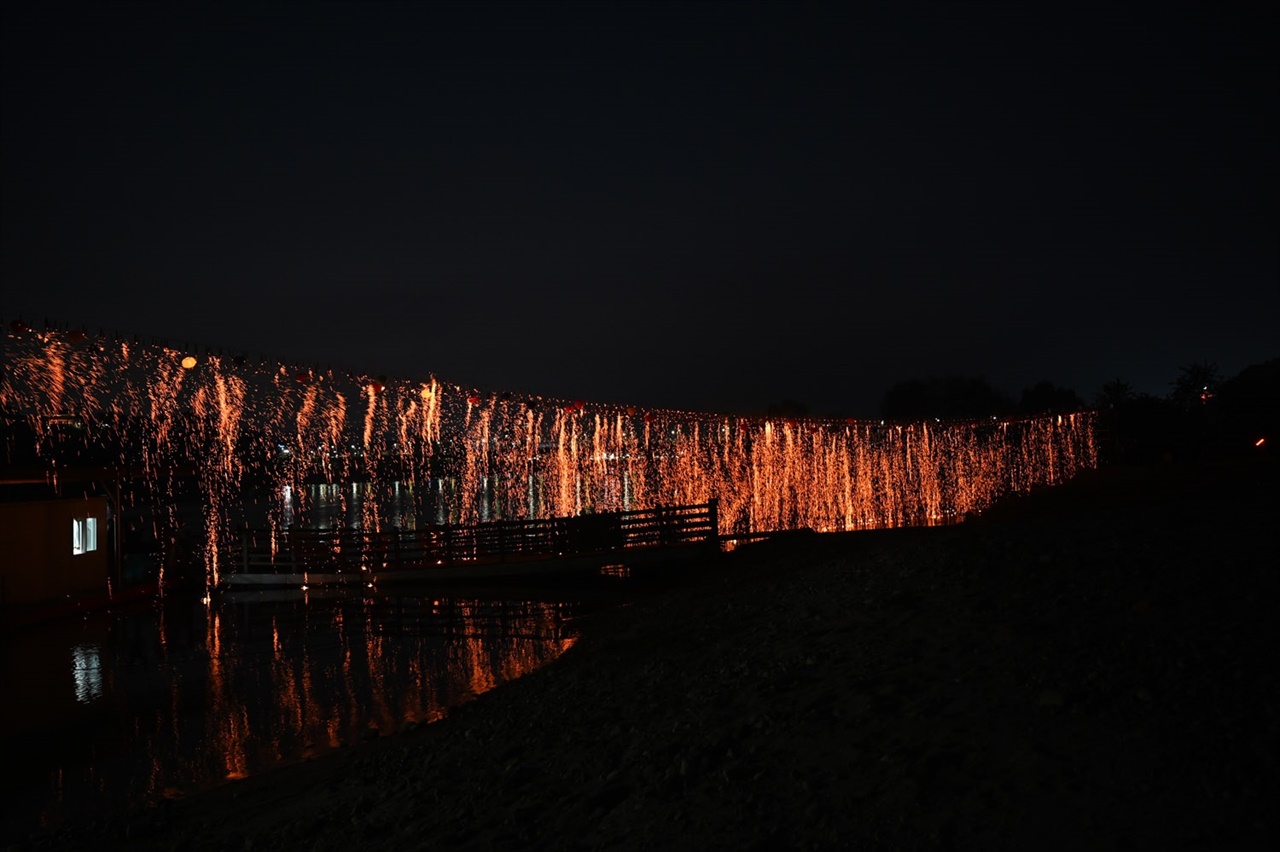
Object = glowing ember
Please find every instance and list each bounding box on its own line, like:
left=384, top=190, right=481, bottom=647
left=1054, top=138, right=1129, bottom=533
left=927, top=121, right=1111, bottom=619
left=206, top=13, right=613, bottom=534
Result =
left=0, top=326, right=1098, bottom=594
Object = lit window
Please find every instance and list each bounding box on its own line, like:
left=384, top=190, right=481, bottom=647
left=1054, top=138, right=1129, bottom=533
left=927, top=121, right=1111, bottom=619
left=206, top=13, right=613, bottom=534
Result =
left=72, top=517, right=98, bottom=555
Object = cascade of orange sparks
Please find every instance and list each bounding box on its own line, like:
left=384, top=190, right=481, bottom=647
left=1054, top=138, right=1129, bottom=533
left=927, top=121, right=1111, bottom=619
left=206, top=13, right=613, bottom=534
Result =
left=1, top=327, right=1098, bottom=591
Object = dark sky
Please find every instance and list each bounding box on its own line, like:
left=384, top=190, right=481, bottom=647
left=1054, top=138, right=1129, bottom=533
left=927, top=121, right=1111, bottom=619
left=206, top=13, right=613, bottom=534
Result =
left=3, top=1, right=1276, bottom=416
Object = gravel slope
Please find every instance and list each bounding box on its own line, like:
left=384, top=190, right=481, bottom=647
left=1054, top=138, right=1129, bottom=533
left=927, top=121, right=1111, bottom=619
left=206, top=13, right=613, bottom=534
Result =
left=11, top=458, right=1278, bottom=851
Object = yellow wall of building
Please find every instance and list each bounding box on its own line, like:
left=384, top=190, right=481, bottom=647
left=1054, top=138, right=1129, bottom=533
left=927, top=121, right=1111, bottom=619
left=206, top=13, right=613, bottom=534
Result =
left=0, top=497, right=110, bottom=605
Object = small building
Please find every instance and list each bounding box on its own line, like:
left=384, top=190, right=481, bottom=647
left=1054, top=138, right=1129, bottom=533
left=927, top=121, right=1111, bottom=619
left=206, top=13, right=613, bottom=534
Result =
left=0, top=495, right=111, bottom=606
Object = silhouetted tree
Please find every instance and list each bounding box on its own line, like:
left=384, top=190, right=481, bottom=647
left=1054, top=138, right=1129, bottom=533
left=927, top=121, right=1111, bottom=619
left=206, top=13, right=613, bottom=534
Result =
left=1097, top=359, right=1279, bottom=462
left=1164, top=360, right=1222, bottom=456
left=1019, top=380, right=1083, bottom=415
left=1094, top=379, right=1135, bottom=409
left=1170, top=360, right=1221, bottom=410
left=1213, top=358, right=1279, bottom=454
left=880, top=376, right=1013, bottom=420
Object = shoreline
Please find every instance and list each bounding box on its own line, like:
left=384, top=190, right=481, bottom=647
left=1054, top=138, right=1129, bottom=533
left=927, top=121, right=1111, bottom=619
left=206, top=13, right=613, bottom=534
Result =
left=9, top=457, right=1277, bottom=851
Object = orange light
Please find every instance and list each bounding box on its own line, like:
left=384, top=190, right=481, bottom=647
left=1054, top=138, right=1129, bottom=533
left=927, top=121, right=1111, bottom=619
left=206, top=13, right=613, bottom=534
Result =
left=1257, top=438, right=1266, bottom=447
left=1, top=329, right=1101, bottom=599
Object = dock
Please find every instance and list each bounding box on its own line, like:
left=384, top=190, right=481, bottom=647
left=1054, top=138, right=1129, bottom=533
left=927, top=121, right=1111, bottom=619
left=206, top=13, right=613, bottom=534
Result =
left=223, top=500, right=720, bottom=588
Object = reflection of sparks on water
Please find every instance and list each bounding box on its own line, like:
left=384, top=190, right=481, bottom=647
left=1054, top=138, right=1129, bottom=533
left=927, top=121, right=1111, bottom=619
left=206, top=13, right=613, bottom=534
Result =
left=0, top=328, right=1098, bottom=594
left=206, top=608, right=249, bottom=781
left=196, top=597, right=573, bottom=789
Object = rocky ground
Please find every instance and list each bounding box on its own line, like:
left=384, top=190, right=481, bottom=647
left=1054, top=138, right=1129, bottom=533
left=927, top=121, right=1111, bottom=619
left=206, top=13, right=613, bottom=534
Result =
left=9, top=457, right=1278, bottom=851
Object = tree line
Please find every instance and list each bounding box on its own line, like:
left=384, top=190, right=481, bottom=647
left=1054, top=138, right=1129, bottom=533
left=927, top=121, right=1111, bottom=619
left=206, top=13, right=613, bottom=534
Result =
left=767, top=358, right=1278, bottom=463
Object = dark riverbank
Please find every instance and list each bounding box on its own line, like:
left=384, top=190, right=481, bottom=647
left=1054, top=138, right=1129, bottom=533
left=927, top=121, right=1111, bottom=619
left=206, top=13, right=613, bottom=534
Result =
left=9, top=457, right=1277, bottom=851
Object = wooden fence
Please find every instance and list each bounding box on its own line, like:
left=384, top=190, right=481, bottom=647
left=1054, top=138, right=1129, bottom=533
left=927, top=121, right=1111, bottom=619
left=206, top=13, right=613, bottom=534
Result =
left=233, top=500, right=719, bottom=575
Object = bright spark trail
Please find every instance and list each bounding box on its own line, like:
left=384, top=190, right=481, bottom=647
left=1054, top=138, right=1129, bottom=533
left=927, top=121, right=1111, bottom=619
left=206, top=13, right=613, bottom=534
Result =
left=1, top=324, right=1098, bottom=590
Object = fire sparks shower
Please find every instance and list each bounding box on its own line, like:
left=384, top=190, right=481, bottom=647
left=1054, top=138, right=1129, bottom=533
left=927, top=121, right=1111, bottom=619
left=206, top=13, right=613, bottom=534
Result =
left=1, top=325, right=1098, bottom=587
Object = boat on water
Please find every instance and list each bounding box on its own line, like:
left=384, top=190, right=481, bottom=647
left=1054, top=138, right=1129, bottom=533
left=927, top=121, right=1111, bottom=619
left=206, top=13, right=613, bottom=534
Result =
left=221, top=500, right=720, bottom=589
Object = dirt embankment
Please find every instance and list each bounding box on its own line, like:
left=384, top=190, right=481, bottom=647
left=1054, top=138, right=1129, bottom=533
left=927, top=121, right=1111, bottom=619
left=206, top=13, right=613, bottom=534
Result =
left=12, top=458, right=1278, bottom=851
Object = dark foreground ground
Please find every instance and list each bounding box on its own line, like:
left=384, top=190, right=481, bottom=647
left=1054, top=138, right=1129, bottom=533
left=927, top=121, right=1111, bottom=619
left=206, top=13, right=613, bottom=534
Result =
left=10, top=458, right=1278, bottom=851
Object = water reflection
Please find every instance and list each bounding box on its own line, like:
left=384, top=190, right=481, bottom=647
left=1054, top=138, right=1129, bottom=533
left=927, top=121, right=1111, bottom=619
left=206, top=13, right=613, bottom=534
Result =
left=279, top=478, right=558, bottom=531
left=0, top=590, right=577, bottom=836
left=70, top=644, right=103, bottom=704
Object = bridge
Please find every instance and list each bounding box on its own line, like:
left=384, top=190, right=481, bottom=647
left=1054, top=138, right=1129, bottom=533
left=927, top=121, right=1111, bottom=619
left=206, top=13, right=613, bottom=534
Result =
left=1, top=322, right=1098, bottom=588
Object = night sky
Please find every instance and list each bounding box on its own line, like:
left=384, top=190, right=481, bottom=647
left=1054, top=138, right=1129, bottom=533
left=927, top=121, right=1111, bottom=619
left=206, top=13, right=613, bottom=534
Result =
left=3, top=1, right=1275, bottom=417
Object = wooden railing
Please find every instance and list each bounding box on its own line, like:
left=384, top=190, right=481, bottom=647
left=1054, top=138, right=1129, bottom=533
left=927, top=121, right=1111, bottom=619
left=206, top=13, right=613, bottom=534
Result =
left=233, top=500, right=719, bottom=575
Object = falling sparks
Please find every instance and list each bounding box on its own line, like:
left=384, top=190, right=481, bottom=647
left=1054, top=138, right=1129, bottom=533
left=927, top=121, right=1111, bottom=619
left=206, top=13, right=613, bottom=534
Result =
left=0, top=326, right=1099, bottom=592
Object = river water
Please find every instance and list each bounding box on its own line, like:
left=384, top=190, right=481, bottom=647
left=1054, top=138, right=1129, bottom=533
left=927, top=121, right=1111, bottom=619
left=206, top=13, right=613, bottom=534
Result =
left=0, top=584, right=596, bottom=837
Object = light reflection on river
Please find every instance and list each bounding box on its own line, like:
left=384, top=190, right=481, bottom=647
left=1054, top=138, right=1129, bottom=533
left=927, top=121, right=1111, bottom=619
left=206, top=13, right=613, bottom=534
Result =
left=0, top=589, right=580, bottom=836
left=276, top=476, right=631, bottom=531
left=225, top=477, right=586, bottom=537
